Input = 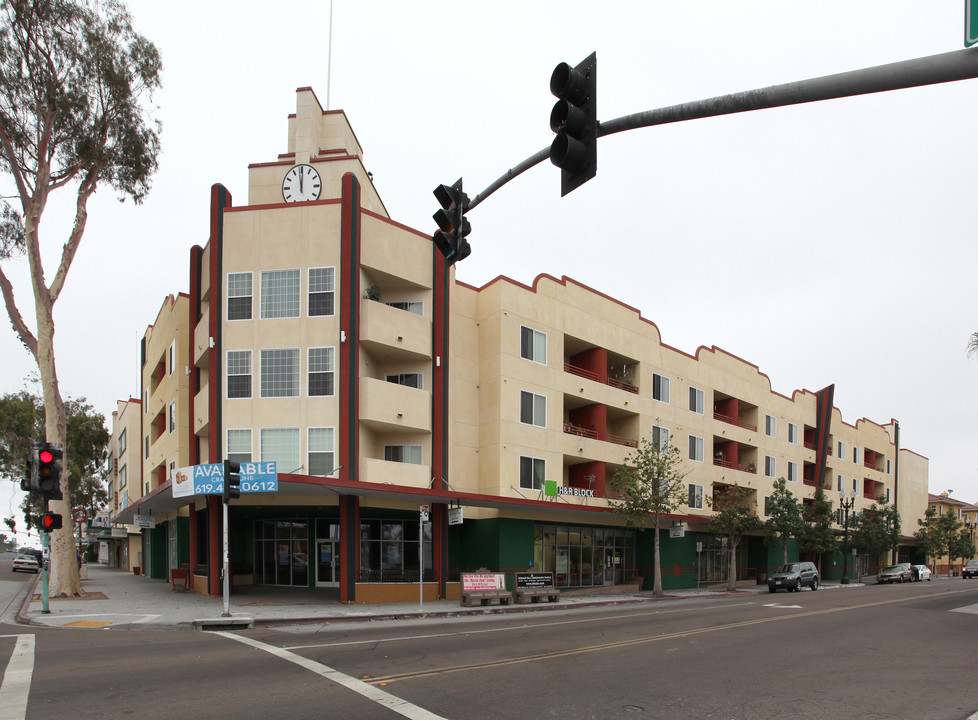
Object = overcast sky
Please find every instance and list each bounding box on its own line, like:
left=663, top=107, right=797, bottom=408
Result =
left=3, top=1, right=978, bottom=543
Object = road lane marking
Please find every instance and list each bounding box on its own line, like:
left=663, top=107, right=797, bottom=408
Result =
left=212, top=631, right=450, bottom=720
left=0, top=634, right=35, bottom=720
left=364, top=592, right=968, bottom=685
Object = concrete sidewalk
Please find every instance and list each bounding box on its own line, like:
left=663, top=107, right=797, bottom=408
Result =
left=14, top=564, right=851, bottom=631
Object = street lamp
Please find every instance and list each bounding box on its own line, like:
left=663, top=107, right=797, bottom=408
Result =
left=840, top=490, right=856, bottom=585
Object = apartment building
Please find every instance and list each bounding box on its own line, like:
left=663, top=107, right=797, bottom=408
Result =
left=104, top=398, right=142, bottom=570
left=109, top=87, right=930, bottom=602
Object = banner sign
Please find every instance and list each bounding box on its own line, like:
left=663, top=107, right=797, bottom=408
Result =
left=171, top=462, right=278, bottom=498
left=461, top=573, right=506, bottom=592
left=448, top=507, right=463, bottom=525
left=515, top=572, right=555, bottom=590
left=133, top=514, right=156, bottom=529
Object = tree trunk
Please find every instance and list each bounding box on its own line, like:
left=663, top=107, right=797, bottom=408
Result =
left=727, top=538, right=738, bottom=592
left=652, top=525, right=664, bottom=597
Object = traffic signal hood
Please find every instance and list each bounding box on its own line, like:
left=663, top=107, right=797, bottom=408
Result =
left=223, top=459, right=241, bottom=503
left=550, top=52, right=597, bottom=196
left=432, top=179, right=471, bottom=266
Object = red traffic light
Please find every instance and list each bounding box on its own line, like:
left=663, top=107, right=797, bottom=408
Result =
left=39, top=449, right=54, bottom=464
left=41, top=512, right=63, bottom=531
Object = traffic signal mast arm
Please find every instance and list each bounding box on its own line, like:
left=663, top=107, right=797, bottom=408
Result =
left=467, top=46, right=978, bottom=211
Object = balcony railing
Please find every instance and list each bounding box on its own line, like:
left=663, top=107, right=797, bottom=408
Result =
left=713, top=411, right=757, bottom=433
left=713, top=458, right=757, bottom=474
left=864, top=460, right=880, bottom=471
left=563, top=423, right=597, bottom=439
left=564, top=363, right=638, bottom=394
left=607, top=433, right=638, bottom=449
left=804, top=441, right=816, bottom=450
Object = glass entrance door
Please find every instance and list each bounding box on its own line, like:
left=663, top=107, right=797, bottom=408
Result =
left=316, top=540, right=339, bottom=587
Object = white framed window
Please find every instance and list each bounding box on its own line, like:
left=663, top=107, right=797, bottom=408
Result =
left=227, top=429, right=252, bottom=464
left=652, top=425, right=670, bottom=451
left=852, top=478, right=857, bottom=493
left=837, top=474, right=844, bottom=492
left=787, top=461, right=798, bottom=483
left=652, top=373, right=670, bottom=403
left=764, top=496, right=772, bottom=516
left=886, top=487, right=891, bottom=503
left=386, top=373, right=423, bottom=389
left=688, top=483, right=703, bottom=509
left=764, top=456, right=776, bottom=478
left=387, top=300, right=423, bottom=315
left=308, top=347, right=335, bottom=397
left=144, top=435, right=149, bottom=458
left=520, top=326, right=547, bottom=365
left=838, top=441, right=845, bottom=459
left=119, top=465, right=127, bottom=489
left=836, top=508, right=844, bottom=525
left=308, top=427, right=335, bottom=476
left=385, top=445, right=422, bottom=465
left=119, top=428, right=127, bottom=454
left=227, top=272, right=253, bottom=321
left=853, top=447, right=860, bottom=464
left=308, top=267, right=335, bottom=317
left=260, top=428, right=300, bottom=473
left=226, top=350, right=252, bottom=399
left=260, top=348, right=300, bottom=397
left=689, top=387, right=704, bottom=414
left=765, top=415, right=776, bottom=438
left=788, top=423, right=798, bottom=444
left=260, top=269, right=300, bottom=319
left=520, top=390, right=547, bottom=427
left=688, top=435, right=704, bottom=462
left=168, top=341, right=175, bottom=375
left=519, top=456, right=545, bottom=490
left=169, top=401, right=176, bottom=433
left=887, top=459, right=892, bottom=474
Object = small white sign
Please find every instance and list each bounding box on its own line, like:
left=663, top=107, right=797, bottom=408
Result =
left=448, top=507, right=464, bottom=525
left=133, top=514, right=156, bottom=529
left=420, top=504, right=430, bottom=522
left=670, top=525, right=686, bottom=538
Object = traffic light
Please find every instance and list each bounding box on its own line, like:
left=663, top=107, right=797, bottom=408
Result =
left=21, top=453, right=32, bottom=493
left=223, top=459, right=241, bottom=503
left=549, top=52, right=597, bottom=196
left=432, top=179, right=471, bottom=266
left=41, top=512, right=63, bottom=532
left=33, top=442, right=63, bottom=501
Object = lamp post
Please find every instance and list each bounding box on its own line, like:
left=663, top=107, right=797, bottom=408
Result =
left=840, top=491, right=856, bottom=585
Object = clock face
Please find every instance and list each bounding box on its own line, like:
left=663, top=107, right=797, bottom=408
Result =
left=282, top=164, right=322, bottom=202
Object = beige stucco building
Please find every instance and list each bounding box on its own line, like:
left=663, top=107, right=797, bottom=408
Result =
left=108, top=88, right=931, bottom=602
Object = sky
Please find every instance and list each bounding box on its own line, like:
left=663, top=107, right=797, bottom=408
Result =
left=3, top=1, right=978, bottom=543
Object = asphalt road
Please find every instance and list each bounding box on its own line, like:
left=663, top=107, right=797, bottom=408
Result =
left=3, top=566, right=978, bottom=720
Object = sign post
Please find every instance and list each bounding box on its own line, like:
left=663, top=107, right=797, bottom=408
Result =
left=419, top=505, right=429, bottom=608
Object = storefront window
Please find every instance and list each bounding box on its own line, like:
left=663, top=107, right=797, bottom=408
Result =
left=533, top=523, right=635, bottom=588
left=253, top=519, right=310, bottom=587
left=360, top=517, right=432, bottom=582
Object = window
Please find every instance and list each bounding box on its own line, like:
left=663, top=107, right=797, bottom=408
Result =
left=169, top=401, right=176, bottom=433
left=853, top=447, right=860, bottom=464
left=688, top=435, right=704, bottom=462
left=260, top=428, right=300, bottom=473
left=144, top=435, right=149, bottom=459
left=689, top=387, right=704, bottom=414
left=260, top=348, right=300, bottom=397
left=119, top=465, right=127, bottom=488
left=788, top=423, right=798, bottom=444
left=168, top=341, right=175, bottom=375
left=764, top=496, right=772, bottom=516
left=386, top=373, right=423, bottom=389
left=261, top=269, right=300, bottom=319
left=652, top=373, right=670, bottom=403
left=308, top=267, right=335, bottom=317
left=520, top=326, right=547, bottom=364
left=764, top=456, right=776, bottom=477
left=308, top=427, right=335, bottom=476
left=836, top=508, right=844, bottom=525
left=852, top=478, right=857, bottom=493
left=837, top=474, right=844, bottom=492
left=119, top=428, right=127, bottom=454
left=227, top=272, right=253, bottom=320
left=227, top=429, right=252, bottom=464
left=886, top=487, right=891, bottom=503
left=520, top=456, right=545, bottom=490
left=308, top=347, right=335, bottom=397
left=787, top=461, right=798, bottom=483
left=765, top=415, right=776, bottom=438
left=688, top=483, right=703, bottom=509
left=652, top=425, right=670, bottom=451
left=387, top=300, right=423, bottom=315
left=887, top=459, right=892, bottom=474
left=385, top=445, right=422, bottom=464
left=227, top=350, right=252, bottom=399
left=520, top=391, right=547, bottom=427
left=838, top=441, right=845, bottom=459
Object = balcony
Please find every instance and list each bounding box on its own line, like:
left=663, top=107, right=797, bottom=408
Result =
left=360, top=377, right=430, bottom=433
left=713, top=457, right=757, bottom=474
left=359, top=456, right=430, bottom=489
left=564, top=363, right=638, bottom=394
left=713, top=411, right=757, bottom=433
left=360, top=298, right=431, bottom=362
left=713, top=392, right=758, bottom=433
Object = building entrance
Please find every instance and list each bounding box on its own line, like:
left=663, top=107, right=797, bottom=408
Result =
left=316, top=540, right=340, bottom=587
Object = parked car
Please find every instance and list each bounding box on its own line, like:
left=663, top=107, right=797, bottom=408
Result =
left=913, top=565, right=932, bottom=581
left=12, top=554, right=40, bottom=573
left=877, top=564, right=913, bottom=584
left=767, top=562, right=819, bottom=593
left=962, top=560, right=978, bottom=579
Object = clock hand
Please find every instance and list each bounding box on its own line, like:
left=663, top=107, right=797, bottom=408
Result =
left=299, top=167, right=304, bottom=195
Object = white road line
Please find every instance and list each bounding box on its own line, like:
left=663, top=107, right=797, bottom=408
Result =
left=212, top=631, right=450, bottom=720
left=0, top=635, right=35, bottom=720
left=280, top=602, right=758, bottom=651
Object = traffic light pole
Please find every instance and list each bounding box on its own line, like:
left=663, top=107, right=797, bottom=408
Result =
left=41, top=526, right=50, bottom=614
left=222, top=501, right=230, bottom=617
left=469, top=46, right=978, bottom=210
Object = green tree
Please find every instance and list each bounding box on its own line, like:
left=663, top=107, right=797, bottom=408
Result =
left=949, top=529, right=976, bottom=572
left=763, top=478, right=804, bottom=565
left=608, top=438, right=689, bottom=597
left=0, top=0, right=161, bottom=596
left=0, top=391, right=109, bottom=532
left=915, top=507, right=963, bottom=575
left=709, top=484, right=762, bottom=592
left=850, top=500, right=901, bottom=571
left=797, top=489, right=838, bottom=573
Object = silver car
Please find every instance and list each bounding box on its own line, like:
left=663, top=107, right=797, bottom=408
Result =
left=767, top=562, right=819, bottom=593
